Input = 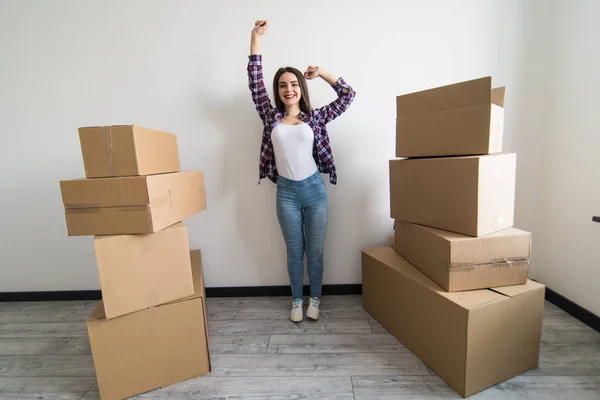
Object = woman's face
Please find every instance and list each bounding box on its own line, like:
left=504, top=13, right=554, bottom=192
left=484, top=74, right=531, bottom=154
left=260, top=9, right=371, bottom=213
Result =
left=278, top=72, right=302, bottom=108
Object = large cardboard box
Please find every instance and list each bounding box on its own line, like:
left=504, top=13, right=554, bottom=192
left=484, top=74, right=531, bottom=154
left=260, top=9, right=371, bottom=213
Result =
left=87, top=249, right=211, bottom=400
left=60, top=171, right=206, bottom=236
left=396, top=77, right=505, bottom=157
left=394, top=221, right=531, bottom=292
left=79, top=125, right=180, bottom=178
left=93, top=222, right=194, bottom=319
left=362, top=246, right=544, bottom=398
left=389, top=153, right=516, bottom=236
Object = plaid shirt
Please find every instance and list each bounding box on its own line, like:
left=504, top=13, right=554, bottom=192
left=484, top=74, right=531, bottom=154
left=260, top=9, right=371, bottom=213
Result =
left=247, top=54, right=356, bottom=185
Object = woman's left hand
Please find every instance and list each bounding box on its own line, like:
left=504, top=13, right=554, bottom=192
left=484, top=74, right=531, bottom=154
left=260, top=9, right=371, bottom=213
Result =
left=304, top=65, right=320, bottom=80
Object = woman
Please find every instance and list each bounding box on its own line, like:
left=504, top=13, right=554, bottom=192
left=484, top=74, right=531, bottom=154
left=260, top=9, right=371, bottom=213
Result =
left=247, top=20, right=356, bottom=322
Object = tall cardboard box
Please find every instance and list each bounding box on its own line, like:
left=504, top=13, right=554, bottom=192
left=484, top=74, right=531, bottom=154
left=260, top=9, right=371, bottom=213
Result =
left=93, top=222, right=194, bottom=319
left=362, top=246, right=544, bottom=398
left=394, top=221, right=531, bottom=291
left=396, top=77, right=505, bottom=158
left=60, top=171, right=206, bottom=236
left=87, top=250, right=211, bottom=400
left=389, top=153, right=516, bottom=236
left=79, top=125, right=180, bottom=178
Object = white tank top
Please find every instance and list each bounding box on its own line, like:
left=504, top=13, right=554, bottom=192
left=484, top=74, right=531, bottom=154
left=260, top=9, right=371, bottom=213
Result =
left=271, top=122, right=318, bottom=181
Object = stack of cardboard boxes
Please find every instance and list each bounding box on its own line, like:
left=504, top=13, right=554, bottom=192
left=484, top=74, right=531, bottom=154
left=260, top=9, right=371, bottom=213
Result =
left=59, top=125, right=211, bottom=400
left=362, top=78, right=546, bottom=398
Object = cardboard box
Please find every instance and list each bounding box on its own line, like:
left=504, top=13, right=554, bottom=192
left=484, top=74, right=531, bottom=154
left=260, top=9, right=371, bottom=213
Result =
left=79, top=125, right=180, bottom=178
left=87, top=249, right=210, bottom=400
left=61, top=171, right=206, bottom=236
left=362, top=246, right=544, bottom=398
left=394, top=221, right=531, bottom=292
left=396, top=77, right=505, bottom=157
left=389, top=153, right=516, bottom=236
left=93, top=222, right=194, bottom=319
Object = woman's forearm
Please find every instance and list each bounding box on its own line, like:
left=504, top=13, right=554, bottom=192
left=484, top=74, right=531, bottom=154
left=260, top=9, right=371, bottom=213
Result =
left=250, top=20, right=267, bottom=55
left=317, top=68, right=340, bottom=86
left=250, top=33, right=261, bottom=55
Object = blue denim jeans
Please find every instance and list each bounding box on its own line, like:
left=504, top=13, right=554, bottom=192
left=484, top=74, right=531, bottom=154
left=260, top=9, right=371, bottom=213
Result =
left=276, top=170, right=329, bottom=299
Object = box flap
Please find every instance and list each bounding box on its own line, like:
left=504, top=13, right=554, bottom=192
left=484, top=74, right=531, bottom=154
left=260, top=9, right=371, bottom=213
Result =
left=81, top=124, right=134, bottom=129
left=396, top=76, right=497, bottom=117
left=87, top=300, right=106, bottom=322
left=189, top=249, right=205, bottom=298
left=421, top=225, right=528, bottom=242
left=161, top=221, right=185, bottom=231
left=438, top=290, right=506, bottom=309
left=491, top=87, right=505, bottom=107
left=363, top=247, right=506, bottom=309
left=490, top=280, right=544, bottom=297
left=92, top=221, right=184, bottom=243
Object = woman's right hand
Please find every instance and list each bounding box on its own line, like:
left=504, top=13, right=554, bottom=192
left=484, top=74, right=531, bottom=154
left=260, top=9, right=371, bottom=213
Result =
left=252, top=20, right=268, bottom=36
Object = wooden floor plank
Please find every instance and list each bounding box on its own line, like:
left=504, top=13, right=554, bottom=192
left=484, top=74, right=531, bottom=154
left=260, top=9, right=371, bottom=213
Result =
left=235, top=304, right=370, bottom=320
left=0, top=376, right=96, bottom=400
left=352, top=375, right=600, bottom=399
left=0, top=337, right=73, bottom=355
left=209, top=318, right=372, bottom=336
left=268, top=333, right=408, bottom=354
left=210, top=353, right=429, bottom=377
left=541, top=328, right=600, bottom=351
left=61, top=309, right=94, bottom=323
left=0, top=309, right=76, bottom=324
left=524, top=349, right=600, bottom=376
left=0, top=301, right=97, bottom=312
left=209, top=335, right=270, bottom=354
left=207, top=305, right=239, bottom=321
left=55, top=337, right=91, bottom=355
left=0, top=323, right=88, bottom=338
left=0, top=355, right=95, bottom=377
left=82, top=377, right=354, bottom=400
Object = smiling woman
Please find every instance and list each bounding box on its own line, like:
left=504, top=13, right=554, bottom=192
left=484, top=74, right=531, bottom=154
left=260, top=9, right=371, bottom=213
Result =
left=247, top=19, right=356, bottom=323
left=273, top=67, right=311, bottom=119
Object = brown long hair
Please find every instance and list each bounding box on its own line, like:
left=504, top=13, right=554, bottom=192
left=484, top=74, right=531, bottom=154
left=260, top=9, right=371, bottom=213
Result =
left=273, top=67, right=311, bottom=114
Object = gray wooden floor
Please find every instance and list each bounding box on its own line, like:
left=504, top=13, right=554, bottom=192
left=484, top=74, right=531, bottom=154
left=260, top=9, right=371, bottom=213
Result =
left=1, top=295, right=599, bottom=399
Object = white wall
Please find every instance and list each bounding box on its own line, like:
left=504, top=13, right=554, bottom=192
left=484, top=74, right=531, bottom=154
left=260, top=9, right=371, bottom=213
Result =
left=1, top=0, right=528, bottom=291
left=515, top=0, right=600, bottom=316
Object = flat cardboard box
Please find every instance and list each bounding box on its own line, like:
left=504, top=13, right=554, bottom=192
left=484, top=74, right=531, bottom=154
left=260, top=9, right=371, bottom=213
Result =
left=389, top=153, right=516, bottom=236
left=87, top=249, right=210, bottom=400
left=362, top=246, right=544, bottom=398
left=61, top=170, right=206, bottom=236
left=396, top=77, right=505, bottom=157
left=394, top=221, right=531, bottom=291
left=79, top=125, right=180, bottom=178
left=94, top=222, right=194, bottom=319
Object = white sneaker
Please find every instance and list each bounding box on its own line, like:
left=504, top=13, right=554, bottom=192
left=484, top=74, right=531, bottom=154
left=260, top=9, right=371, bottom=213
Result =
left=306, top=297, right=320, bottom=320
left=290, top=298, right=303, bottom=322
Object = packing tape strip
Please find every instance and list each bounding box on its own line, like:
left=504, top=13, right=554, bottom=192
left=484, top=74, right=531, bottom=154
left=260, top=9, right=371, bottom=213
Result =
left=106, top=126, right=114, bottom=174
